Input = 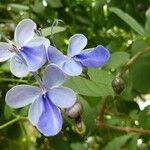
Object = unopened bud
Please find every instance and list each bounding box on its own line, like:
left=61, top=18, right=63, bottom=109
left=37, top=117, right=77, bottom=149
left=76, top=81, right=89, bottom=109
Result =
left=75, top=116, right=86, bottom=134
left=65, top=102, right=82, bottom=119
left=75, top=116, right=82, bottom=130
left=112, top=77, right=125, bottom=94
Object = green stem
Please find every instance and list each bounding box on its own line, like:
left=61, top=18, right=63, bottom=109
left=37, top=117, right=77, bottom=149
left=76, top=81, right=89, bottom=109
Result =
left=0, top=78, right=27, bottom=83
left=99, top=96, right=107, bottom=122
left=117, top=46, right=150, bottom=77
left=0, top=116, right=27, bottom=130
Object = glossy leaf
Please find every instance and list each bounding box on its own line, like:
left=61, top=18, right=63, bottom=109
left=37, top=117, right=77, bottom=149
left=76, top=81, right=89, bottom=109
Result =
left=103, top=134, right=133, bottom=150
left=70, top=143, right=87, bottom=150
left=145, top=7, right=150, bottom=36
left=109, top=7, right=145, bottom=35
left=105, top=52, right=130, bottom=69
left=42, top=26, right=66, bottom=37
left=88, top=69, right=114, bottom=96
left=127, top=135, right=139, bottom=150
left=4, top=104, right=13, bottom=119
left=139, top=106, right=150, bottom=130
left=64, top=75, right=114, bottom=97
left=129, top=57, right=150, bottom=92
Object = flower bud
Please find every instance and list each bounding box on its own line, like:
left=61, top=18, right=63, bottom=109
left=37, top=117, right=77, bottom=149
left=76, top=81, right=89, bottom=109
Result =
left=75, top=116, right=86, bottom=134
left=112, top=77, right=125, bottom=94
left=65, top=102, right=82, bottom=119
left=75, top=116, right=82, bottom=130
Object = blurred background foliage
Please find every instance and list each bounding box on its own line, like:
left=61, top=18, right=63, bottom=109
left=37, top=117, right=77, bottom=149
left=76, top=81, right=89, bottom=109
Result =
left=1, top=0, right=150, bottom=150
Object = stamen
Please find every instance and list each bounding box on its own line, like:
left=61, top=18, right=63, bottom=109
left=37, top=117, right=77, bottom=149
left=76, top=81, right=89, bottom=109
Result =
left=0, top=33, right=19, bottom=53
left=34, top=29, right=43, bottom=36
left=51, top=19, right=64, bottom=47
left=0, top=33, right=11, bottom=44
left=31, top=72, right=47, bottom=94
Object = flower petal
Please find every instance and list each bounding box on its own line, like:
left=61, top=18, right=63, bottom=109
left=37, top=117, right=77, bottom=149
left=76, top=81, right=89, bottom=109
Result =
left=48, top=87, right=76, bottom=108
left=26, top=37, right=50, bottom=49
left=37, top=95, right=63, bottom=136
left=0, top=42, right=14, bottom=62
left=10, top=55, right=29, bottom=77
left=28, top=95, right=44, bottom=125
left=20, top=45, right=46, bottom=72
left=74, top=45, right=110, bottom=68
left=68, top=34, right=87, bottom=57
left=62, top=58, right=82, bottom=76
left=15, top=19, right=36, bottom=46
left=5, top=85, right=40, bottom=108
left=42, top=64, right=65, bottom=89
left=47, top=45, right=66, bottom=67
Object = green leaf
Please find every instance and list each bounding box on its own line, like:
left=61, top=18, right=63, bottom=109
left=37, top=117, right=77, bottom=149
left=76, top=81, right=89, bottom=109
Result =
left=31, top=1, right=44, bottom=13
left=106, top=39, right=123, bottom=52
left=106, top=116, right=125, bottom=126
left=109, top=7, right=145, bottom=35
left=47, top=0, right=63, bottom=8
left=64, top=75, right=114, bottom=97
left=51, top=136, right=71, bottom=150
left=42, top=26, right=66, bottom=37
left=129, top=110, right=139, bottom=121
left=139, top=106, right=150, bottom=130
left=127, top=135, right=139, bottom=150
left=145, top=7, right=150, bottom=36
left=83, top=96, right=100, bottom=107
left=131, top=39, right=148, bottom=55
left=4, top=104, right=13, bottom=119
left=121, top=74, right=134, bottom=101
left=129, top=57, right=150, bottom=92
left=103, top=134, right=133, bottom=150
left=78, top=95, right=99, bottom=131
left=8, top=3, right=29, bottom=11
left=19, top=106, right=29, bottom=116
left=70, top=143, right=87, bottom=150
left=88, top=69, right=114, bottom=96
left=105, top=52, right=130, bottom=69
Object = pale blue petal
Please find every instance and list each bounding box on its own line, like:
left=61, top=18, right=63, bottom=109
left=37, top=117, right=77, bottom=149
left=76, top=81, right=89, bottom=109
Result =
left=68, top=34, right=87, bottom=57
left=37, top=94, right=63, bottom=136
left=47, top=45, right=66, bottom=67
left=74, top=45, right=110, bottom=68
left=20, top=45, right=46, bottom=72
left=42, top=64, right=65, bottom=89
left=15, top=19, right=36, bottom=46
left=62, top=58, right=82, bottom=76
left=5, top=85, right=40, bottom=108
left=0, top=42, right=14, bottom=62
left=26, top=37, right=50, bottom=49
left=28, top=95, right=44, bottom=125
left=48, top=86, right=76, bottom=108
left=10, top=55, right=29, bottom=77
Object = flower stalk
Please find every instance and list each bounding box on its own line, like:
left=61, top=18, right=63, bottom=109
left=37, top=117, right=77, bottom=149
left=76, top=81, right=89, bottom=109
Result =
left=0, top=116, right=27, bottom=130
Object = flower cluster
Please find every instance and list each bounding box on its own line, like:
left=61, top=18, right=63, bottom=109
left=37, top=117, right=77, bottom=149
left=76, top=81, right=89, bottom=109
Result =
left=0, top=19, right=110, bottom=136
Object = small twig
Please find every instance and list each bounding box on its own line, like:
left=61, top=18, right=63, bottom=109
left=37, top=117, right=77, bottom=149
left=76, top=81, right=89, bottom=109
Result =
left=97, top=46, right=150, bottom=135
left=99, top=96, right=108, bottom=122
left=117, top=46, right=150, bottom=78
left=97, top=122, right=150, bottom=135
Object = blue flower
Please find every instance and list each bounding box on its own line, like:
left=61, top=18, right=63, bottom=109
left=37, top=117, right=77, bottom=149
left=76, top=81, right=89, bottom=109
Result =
left=47, top=34, right=110, bottom=76
left=5, top=64, right=76, bottom=136
left=0, top=19, right=50, bottom=77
